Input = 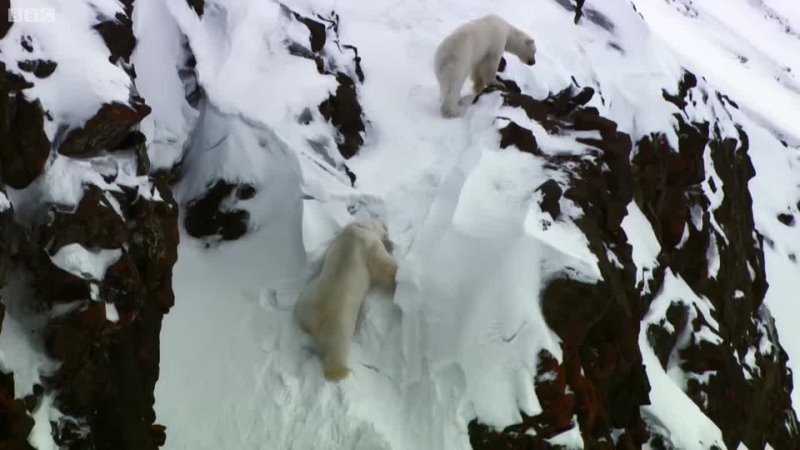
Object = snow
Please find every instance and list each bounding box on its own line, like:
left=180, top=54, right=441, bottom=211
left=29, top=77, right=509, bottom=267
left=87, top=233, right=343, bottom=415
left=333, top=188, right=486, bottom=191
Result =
left=28, top=394, right=57, bottom=450
left=2, top=0, right=132, bottom=139
left=621, top=201, right=661, bottom=292
left=546, top=419, right=584, bottom=448
left=142, top=0, right=800, bottom=447
left=48, top=243, right=122, bottom=282
left=0, top=191, right=10, bottom=212
left=0, top=274, right=60, bottom=450
left=640, top=332, right=727, bottom=449
left=131, top=0, right=198, bottom=172
left=0, top=0, right=794, bottom=446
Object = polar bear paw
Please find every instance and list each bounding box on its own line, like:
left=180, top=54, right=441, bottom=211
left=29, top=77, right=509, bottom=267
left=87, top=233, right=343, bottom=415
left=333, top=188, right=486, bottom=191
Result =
left=323, top=360, right=351, bottom=381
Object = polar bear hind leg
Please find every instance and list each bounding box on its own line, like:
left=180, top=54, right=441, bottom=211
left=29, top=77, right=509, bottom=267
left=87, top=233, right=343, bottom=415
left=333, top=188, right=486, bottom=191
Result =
left=436, top=58, right=470, bottom=118
left=368, top=243, right=398, bottom=289
left=473, top=54, right=504, bottom=94
left=318, top=321, right=353, bottom=381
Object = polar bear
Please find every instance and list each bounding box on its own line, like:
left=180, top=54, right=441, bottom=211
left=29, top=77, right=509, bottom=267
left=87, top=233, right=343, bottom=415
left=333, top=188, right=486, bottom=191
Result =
left=434, top=15, right=537, bottom=118
left=294, top=218, right=398, bottom=381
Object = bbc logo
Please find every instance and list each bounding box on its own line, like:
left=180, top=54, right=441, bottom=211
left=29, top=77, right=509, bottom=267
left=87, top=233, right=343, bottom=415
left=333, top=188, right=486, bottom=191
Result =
left=8, top=8, right=56, bottom=23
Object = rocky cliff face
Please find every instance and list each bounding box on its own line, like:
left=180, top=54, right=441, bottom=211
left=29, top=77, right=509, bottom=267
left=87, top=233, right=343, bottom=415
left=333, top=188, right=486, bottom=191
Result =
left=1, top=0, right=799, bottom=448
left=466, top=66, right=800, bottom=449
left=0, top=2, right=176, bottom=449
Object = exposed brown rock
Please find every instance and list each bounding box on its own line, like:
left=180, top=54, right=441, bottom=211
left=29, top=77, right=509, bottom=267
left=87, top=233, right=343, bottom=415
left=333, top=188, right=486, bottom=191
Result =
left=318, top=73, right=365, bottom=159
left=184, top=179, right=253, bottom=242
left=631, top=70, right=799, bottom=449
left=471, top=83, right=650, bottom=449
left=283, top=6, right=367, bottom=159
left=93, top=0, right=136, bottom=65
left=536, top=180, right=562, bottom=220
left=0, top=95, right=50, bottom=189
left=499, top=120, right=541, bottom=155
left=58, top=101, right=151, bottom=157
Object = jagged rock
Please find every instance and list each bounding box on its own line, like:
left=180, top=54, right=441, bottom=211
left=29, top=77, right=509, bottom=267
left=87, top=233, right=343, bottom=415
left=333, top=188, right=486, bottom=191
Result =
left=39, top=180, right=178, bottom=450
left=631, top=69, right=799, bottom=449
left=93, top=0, right=136, bottom=65
left=16, top=59, right=58, bottom=78
left=283, top=6, right=367, bottom=159
left=471, top=83, right=650, bottom=448
left=499, top=120, right=540, bottom=155
left=0, top=371, right=35, bottom=450
left=184, top=179, right=253, bottom=241
left=536, top=179, right=562, bottom=220
left=58, top=101, right=152, bottom=157
left=318, top=73, right=365, bottom=159
left=19, top=36, right=33, bottom=53
left=0, top=63, right=51, bottom=189
left=661, top=71, right=698, bottom=110
left=777, top=213, right=795, bottom=226
left=186, top=0, right=204, bottom=17
left=0, top=95, right=50, bottom=189
left=0, top=0, right=10, bottom=39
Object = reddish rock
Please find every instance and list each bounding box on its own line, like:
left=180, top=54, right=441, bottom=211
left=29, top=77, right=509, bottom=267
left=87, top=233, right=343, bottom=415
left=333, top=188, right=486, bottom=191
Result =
left=283, top=6, right=367, bottom=159
left=631, top=70, right=799, bottom=449
left=93, top=0, right=136, bottom=65
left=471, top=84, right=649, bottom=449
left=58, top=101, right=152, bottom=157
left=0, top=63, right=50, bottom=189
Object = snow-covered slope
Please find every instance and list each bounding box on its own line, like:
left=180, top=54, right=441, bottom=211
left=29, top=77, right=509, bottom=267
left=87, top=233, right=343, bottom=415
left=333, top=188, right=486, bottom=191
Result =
left=1, top=0, right=800, bottom=448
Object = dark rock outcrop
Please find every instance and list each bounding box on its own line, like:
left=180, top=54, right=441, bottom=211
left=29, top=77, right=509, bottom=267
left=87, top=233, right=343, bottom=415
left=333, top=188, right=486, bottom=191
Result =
left=93, top=0, right=136, bottom=65
left=0, top=2, right=178, bottom=448
left=58, top=100, right=152, bottom=157
left=186, top=0, right=204, bottom=17
left=470, top=84, right=651, bottom=448
left=633, top=70, right=799, bottom=450
left=282, top=5, right=367, bottom=159
left=0, top=95, right=50, bottom=189
left=16, top=60, right=57, bottom=79
left=468, top=69, right=800, bottom=449
left=184, top=179, right=254, bottom=242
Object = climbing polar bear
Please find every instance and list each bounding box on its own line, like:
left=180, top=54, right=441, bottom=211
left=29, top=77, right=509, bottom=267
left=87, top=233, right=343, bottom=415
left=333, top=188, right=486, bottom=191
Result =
left=434, top=15, right=537, bottom=117
left=294, top=218, right=398, bottom=381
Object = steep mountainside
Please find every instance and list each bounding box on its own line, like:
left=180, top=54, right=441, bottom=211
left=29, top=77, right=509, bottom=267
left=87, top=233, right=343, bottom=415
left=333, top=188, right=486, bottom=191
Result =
left=1, top=0, right=800, bottom=449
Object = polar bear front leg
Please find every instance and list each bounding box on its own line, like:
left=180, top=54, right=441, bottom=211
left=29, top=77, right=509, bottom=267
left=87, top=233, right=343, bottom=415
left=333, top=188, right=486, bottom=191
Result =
left=437, top=59, right=470, bottom=118
left=471, top=67, right=487, bottom=94
left=477, top=55, right=505, bottom=91
left=368, top=243, right=398, bottom=289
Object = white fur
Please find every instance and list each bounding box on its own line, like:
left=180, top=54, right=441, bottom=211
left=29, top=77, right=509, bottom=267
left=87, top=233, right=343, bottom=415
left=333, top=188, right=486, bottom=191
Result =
left=294, top=219, right=398, bottom=381
left=434, top=15, right=537, bottom=118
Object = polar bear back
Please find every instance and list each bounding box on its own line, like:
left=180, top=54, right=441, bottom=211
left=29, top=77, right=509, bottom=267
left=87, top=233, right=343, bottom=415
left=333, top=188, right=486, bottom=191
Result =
left=316, top=225, right=375, bottom=303
left=434, top=15, right=511, bottom=71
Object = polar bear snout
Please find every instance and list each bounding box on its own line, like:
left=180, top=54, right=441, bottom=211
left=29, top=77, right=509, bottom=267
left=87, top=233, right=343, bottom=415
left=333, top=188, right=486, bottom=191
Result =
left=526, top=57, right=535, bottom=66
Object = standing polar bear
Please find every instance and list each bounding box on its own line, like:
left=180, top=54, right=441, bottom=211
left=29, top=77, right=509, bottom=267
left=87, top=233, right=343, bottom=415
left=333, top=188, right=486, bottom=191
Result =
left=294, top=218, right=398, bottom=381
left=434, top=15, right=537, bottom=118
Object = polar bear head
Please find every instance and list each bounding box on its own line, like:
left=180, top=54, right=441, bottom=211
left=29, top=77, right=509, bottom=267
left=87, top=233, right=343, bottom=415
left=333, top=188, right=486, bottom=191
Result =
left=507, top=28, right=537, bottom=66
left=356, top=218, right=394, bottom=253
